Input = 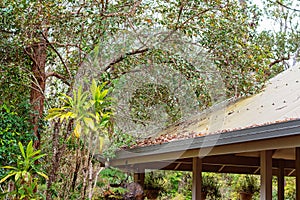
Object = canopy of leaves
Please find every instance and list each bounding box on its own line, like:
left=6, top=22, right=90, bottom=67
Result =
left=1, top=0, right=298, bottom=129
left=1, top=0, right=300, bottom=199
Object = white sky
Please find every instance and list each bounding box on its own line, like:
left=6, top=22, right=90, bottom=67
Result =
left=251, top=0, right=300, bottom=32
left=251, top=0, right=279, bottom=32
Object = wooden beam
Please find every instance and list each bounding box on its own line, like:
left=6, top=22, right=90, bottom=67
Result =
left=277, top=159, right=284, bottom=200
left=134, top=169, right=145, bottom=188
left=192, top=157, right=202, bottom=200
left=254, top=167, right=260, bottom=174
left=210, top=136, right=300, bottom=157
left=204, top=155, right=260, bottom=166
left=260, top=150, right=273, bottom=200
left=218, top=165, right=225, bottom=172
left=288, top=169, right=295, bottom=176
left=111, top=135, right=300, bottom=166
left=296, top=147, right=300, bottom=200
left=174, top=162, right=181, bottom=170
left=123, top=154, right=296, bottom=177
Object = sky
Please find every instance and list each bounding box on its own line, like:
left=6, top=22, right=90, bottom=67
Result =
left=251, top=0, right=300, bottom=66
left=251, top=0, right=300, bottom=32
left=251, top=0, right=279, bottom=32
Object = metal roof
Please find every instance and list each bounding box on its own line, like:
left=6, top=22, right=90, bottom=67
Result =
left=133, top=65, right=300, bottom=147
left=110, top=66, right=300, bottom=174
left=116, top=119, right=300, bottom=159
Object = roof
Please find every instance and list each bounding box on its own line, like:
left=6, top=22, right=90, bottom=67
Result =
left=115, top=119, right=300, bottom=161
left=133, top=65, right=300, bottom=147
left=111, top=65, right=300, bottom=174
left=111, top=117, right=300, bottom=174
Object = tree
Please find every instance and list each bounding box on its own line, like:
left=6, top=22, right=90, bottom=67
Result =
left=2, top=0, right=298, bottom=146
left=262, top=0, right=300, bottom=66
left=1, top=0, right=300, bottom=199
left=0, top=0, right=142, bottom=148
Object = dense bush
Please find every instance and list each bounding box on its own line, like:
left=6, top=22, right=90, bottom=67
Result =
left=0, top=102, right=34, bottom=177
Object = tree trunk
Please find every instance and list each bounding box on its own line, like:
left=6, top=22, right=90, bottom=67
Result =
left=46, top=122, right=59, bottom=200
left=29, top=37, right=47, bottom=149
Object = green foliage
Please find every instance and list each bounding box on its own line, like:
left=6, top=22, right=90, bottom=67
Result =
left=0, top=102, right=34, bottom=177
left=235, top=175, right=260, bottom=194
left=97, top=168, right=129, bottom=199
left=0, top=140, right=48, bottom=199
left=47, top=79, right=113, bottom=150
left=144, top=171, right=221, bottom=200
left=99, top=168, right=128, bottom=186
left=285, top=177, right=296, bottom=200
left=144, top=171, right=166, bottom=191
left=202, top=173, right=221, bottom=199
left=262, top=0, right=300, bottom=64
left=129, top=83, right=181, bottom=126
left=154, top=171, right=191, bottom=199
left=0, top=65, right=31, bottom=107
left=133, top=0, right=287, bottom=101
left=195, top=2, right=282, bottom=97
left=102, top=130, right=136, bottom=158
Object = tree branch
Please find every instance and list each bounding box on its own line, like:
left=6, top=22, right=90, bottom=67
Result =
left=104, top=47, right=150, bottom=72
left=102, top=2, right=220, bottom=74
left=41, top=32, right=72, bottom=81
left=293, top=47, right=300, bottom=66
left=101, top=0, right=142, bottom=18
left=160, top=8, right=211, bottom=44
left=269, top=55, right=290, bottom=67
left=176, top=1, right=186, bottom=25
left=276, top=0, right=300, bottom=12
left=48, top=42, right=79, bottom=48
left=0, top=29, right=15, bottom=34
left=45, top=72, right=70, bottom=86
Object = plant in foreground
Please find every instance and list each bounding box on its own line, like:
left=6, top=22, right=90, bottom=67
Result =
left=0, top=140, right=48, bottom=199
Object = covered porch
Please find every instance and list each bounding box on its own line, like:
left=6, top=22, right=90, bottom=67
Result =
left=111, top=119, right=300, bottom=199
left=109, top=66, right=300, bottom=199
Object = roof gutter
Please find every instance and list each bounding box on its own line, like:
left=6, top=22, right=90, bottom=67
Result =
left=112, top=119, right=300, bottom=163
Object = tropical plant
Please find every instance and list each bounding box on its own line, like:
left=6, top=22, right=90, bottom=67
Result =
left=47, top=80, right=112, bottom=139
left=202, top=173, right=221, bottom=199
left=46, top=79, right=113, bottom=199
left=144, top=171, right=166, bottom=191
left=285, top=177, right=296, bottom=200
left=236, top=175, right=260, bottom=195
left=144, top=171, right=167, bottom=199
left=97, top=168, right=129, bottom=199
left=0, top=140, right=48, bottom=199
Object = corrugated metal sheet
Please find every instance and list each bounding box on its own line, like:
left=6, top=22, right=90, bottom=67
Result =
left=150, top=65, right=300, bottom=142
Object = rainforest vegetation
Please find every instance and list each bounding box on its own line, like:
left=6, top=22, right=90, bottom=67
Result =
left=0, top=0, right=299, bottom=199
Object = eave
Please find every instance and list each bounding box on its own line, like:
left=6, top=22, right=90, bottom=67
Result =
left=111, top=119, right=300, bottom=175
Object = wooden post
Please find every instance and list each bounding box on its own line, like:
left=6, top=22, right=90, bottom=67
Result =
left=296, top=147, right=300, bottom=200
left=277, top=159, right=284, bottom=200
left=260, top=150, right=273, bottom=200
left=192, top=157, right=202, bottom=200
left=134, top=170, right=145, bottom=188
